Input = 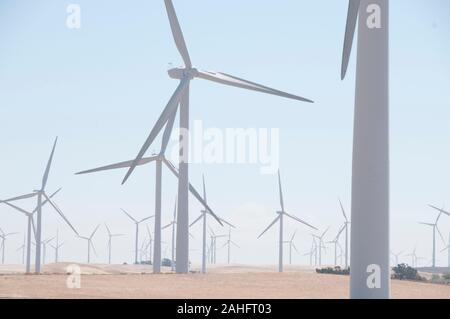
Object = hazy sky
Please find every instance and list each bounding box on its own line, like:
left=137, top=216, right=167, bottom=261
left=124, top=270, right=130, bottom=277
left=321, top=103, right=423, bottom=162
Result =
left=1, top=0, right=449, bottom=267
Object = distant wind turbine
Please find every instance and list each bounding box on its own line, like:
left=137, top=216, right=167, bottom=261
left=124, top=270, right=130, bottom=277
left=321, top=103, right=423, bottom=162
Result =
left=283, top=231, right=299, bottom=265
left=258, top=171, right=317, bottom=272
left=78, top=225, right=100, bottom=264
left=49, top=230, right=63, bottom=263
left=222, top=228, right=239, bottom=265
left=105, top=224, right=124, bottom=264
left=312, top=227, right=330, bottom=266
left=121, top=209, right=154, bottom=264
left=390, top=251, right=404, bottom=266
left=419, top=208, right=447, bottom=268
left=0, top=229, right=18, bottom=264
left=190, top=175, right=234, bottom=273
left=338, top=199, right=351, bottom=268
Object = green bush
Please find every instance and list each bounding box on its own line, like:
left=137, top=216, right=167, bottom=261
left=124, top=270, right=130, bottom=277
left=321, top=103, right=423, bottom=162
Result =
left=392, top=263, right=424, bottom=281
left=443, top=273, right=450, bottom=280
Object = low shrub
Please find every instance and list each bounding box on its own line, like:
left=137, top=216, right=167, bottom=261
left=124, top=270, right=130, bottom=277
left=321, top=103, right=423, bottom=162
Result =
left=316, top=266, right=350, bottom=275
left=392, top=263, right=425, bottom=281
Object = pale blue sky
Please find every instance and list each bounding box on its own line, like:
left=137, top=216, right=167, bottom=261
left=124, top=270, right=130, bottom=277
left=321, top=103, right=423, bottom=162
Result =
left=0, top=1, right=449, bottom=266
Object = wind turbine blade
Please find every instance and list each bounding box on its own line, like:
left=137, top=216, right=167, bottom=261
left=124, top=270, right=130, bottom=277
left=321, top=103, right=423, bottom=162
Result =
left=90, top=224, right=100, bottom=239
left=139, top=216, right=155, bottom=223
left=231, top=241, right=240, bottom=248
left=122, top=78, right=189, bottom=185
left=292, top=243, right=300, bottom=254
left=418, top=222, right=434, bottom=227
left=321, top=226, right=330, bottom=238
left=440, top=245, right=450, bottom=253
left=162, top=222, right=174, bottom=230
left=335, top=224, right=346, bottom=241
left=41, top=137, right=58, bottom=190
left=202, top=174, right=207, bottom=202
left=278, top=170, right=285, bottom=212
left=284, top=212, right=318, bottom=231
left=341, top=0, right=361, bottom=80
left=290, top=230, right=297, bottom=242
left=163, top=0, right=192, bottom=68
left=257, top=215, right=281, bottom=239
left=160, top=105, right=178, bottom=155
left=90, top=241, right=97, bottom=257
left=429, top=205, right=450, bottom=217
left=76, top=157, right=158, bottom=175
left=121, top=209, right=137, bottom=223
left=189, top=215, right=202, bottom=228
left=221, top=242, right=228, bottom=249
left=162, top=158, right=223, bottom=226
left=196, top=70, right=313, bottom=103
left=105, top=223, right=112, bottom=236
left=42, top=193, right=79, bottom=236
left=436, top=226, right=446, bottom=245
left=2, top=192, right=37, bottom=202
left=2, top=201, right=32, bottom=217
left=218, top=217, right=236, bottom=229
left=338, top=198, right=348, bottom=222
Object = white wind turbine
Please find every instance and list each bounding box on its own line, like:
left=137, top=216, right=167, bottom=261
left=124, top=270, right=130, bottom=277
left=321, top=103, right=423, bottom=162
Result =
left=190, top=175, right=235, bottom=273
left=328, top=227, right=345, bottom=266
left=338, top=199, right=350, bottom=268
left=0, top=228, right=18, bottom=264
left=105, top=224, right=124, bottom=264
left=405, top=247, right=419, bottom=268
left=390, top=251, right=404, bottom=266
left=17, top=235, right=26, bottom=265
left=40, top=236, right=54, bottom=265
left=419, top=208, right=447, bottom=269
left=119, top=0, right=313, bottom=274
left=49, top=230, right=63, bottom=263
left=162, top=197, right=178, bottom=271
left=78, top=225, right=100, bottom=264
left=312, top=227, right=329, bottom=266
left=283, top=231, right=299, bottom=265
left=222, top=228, right=239, bottom=265
left=258, top=171, right=317, bottom=272
left=341, top=0, right=390, bottom=298
left=1, top=138, right=78, bottom=273
left=121, top=209, right=154, bottom=264
left=1, top=189, right=61, bottom=273
left=208, top=228, right=227, bottom=265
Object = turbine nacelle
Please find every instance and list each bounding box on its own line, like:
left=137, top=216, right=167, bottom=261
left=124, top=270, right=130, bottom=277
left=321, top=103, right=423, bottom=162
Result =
left=168, top=67, right=198, bottom=80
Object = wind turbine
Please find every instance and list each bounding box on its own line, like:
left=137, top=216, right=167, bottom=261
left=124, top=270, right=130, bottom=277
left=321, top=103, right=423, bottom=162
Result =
left=105, top=224, right=124, bottom=264
left=222, top=228, right=239, bottom=265
left=419, top=209, right=446, bottom=268
left=190, top=175, right=235, bottom=273
left=1, top=189, right=61, bottom=273
left=312, top=227, right=330, bottom=266
left=405, top=247, right=419, bottom=268
left=0, top=229, right=18, bottom=264
left=40, top=237, right=54, bottom=265
left=341, top=0, right=390, bottom=298
left=49, top=230, right=63, bottom=263
left=328, top=227, right=345, bottom=266
left=208, top=228, right=227, bottom=264
left=1, top=138, right=78, bottom=273
left=78, top=225, right=100, bottom=264
left=440, top=232, right=450, bottom=268
left=17, top=235, right=26, bottom=265
left=338, top=199, right=351, bottom=268
left=118, top=0, right=313, bottom=274
left=283, top=231, right=299, bottom=265
left=258, top=171, right=317, bottom=272
left=121, top=209, right=154, bottom=264
left=390, top=251, right=404, bottom=266
left=146, top=225, right=153, bottom=265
